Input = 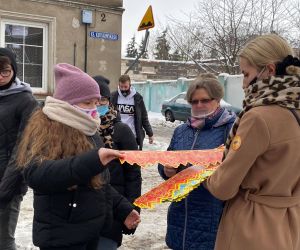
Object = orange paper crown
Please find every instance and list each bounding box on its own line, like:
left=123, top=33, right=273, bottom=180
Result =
left=120, top=146, right=224, bottom=168
left=120, top=147, right=223, bottom=208
left=134, top=165, right=218, bottom=209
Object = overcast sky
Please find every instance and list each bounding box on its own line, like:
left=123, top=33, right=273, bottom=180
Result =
left=121, top=0, right=198, bottom=56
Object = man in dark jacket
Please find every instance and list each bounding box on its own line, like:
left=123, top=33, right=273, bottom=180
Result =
left=93, top=75, right=142, bottom=249
left=0, top=47, right=38, bottom=250
left=111, top=74, right=153, bottom=150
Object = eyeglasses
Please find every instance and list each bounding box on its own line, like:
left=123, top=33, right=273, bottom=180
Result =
left=191, top=98, right=214, bottom=105
left=0, top=69, right=12, bottom=77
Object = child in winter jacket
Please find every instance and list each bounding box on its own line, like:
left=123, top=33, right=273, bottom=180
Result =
left=16, top=63, right=140, bottom=250
left=93, top=75, right=142, bottom=249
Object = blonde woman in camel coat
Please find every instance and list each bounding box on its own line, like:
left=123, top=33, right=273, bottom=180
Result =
left=205, top=34, right=300, bottom=250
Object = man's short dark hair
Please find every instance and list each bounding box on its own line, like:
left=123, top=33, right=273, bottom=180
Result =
left=119, top=74, right=131, bottom=83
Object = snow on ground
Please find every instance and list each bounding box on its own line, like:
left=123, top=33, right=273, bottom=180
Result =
left=16, top=190, right=37, bottom=250
left=147, top=111, right=182, bottom=129
left=119, top=166, right=170, bottom=250
left=16, top=113, right=178, bottom=249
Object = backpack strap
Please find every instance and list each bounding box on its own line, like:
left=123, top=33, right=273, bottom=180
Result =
left=289, top=109, right=300, bottom=126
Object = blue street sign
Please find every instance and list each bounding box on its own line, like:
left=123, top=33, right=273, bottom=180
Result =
left=90, top=31, right=119, bottom=41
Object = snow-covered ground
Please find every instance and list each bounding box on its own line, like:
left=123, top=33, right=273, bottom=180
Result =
left=147, top=112, right=181, bottom=129
left=16, top=112, right=180, bottom=250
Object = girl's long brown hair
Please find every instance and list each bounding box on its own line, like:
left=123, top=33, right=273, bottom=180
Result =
left=17, top=109, right=93, bottom=168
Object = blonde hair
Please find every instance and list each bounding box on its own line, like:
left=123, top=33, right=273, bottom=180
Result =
left=239, top=34, right=294, bottom=70
left=186, top=73, right=224, bottom=103
left=16, top=109, right=105, bottom=189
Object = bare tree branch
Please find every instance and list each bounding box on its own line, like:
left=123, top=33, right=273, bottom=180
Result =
left=166, top=0, right=296, bottom=74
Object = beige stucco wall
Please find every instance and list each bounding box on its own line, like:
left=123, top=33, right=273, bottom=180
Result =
left=69, top=0, right=122, bottom=8
left=0, top=0, right=123, bottom=97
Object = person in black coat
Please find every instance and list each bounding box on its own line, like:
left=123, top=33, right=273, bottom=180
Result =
left=16, top=64, right=140, bottom=250
left=93, top=75, right=142, bottom=249
left=0, top=47, right=38, bottom=250
left=110, top=74, right=153, bottom=150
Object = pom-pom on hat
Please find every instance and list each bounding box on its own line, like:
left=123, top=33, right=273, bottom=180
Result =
left=53, top=63, right=100, bottom=105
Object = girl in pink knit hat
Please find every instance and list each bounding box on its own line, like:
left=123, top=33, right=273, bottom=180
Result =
left=16, top=63, right=140, bottom=250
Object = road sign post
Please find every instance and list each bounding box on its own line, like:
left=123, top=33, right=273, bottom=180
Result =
left=124, top=6, right=155, bottom=74
left=138, top=5, right=155, bottom=31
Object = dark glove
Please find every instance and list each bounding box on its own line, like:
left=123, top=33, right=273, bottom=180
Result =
left=177, top=163, right=191, bottom=173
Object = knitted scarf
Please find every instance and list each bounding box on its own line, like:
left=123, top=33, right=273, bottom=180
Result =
left=224, top=65, right=300, bottom=159
left=43, top=96, right=101, bottom=136
left=98, top=105, right=118, bottom=148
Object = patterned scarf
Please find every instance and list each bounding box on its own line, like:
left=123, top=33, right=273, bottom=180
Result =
left=223, top=65, right=300, bottom=159
left=98, top=105, right=118, bottom=148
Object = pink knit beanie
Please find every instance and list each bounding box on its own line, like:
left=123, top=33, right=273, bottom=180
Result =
left=53, top=63, right=100, bottom=105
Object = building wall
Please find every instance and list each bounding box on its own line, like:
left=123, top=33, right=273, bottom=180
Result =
left=0, top=0, right=123, bottom=98
left=69, top=0, right=122, bottom=8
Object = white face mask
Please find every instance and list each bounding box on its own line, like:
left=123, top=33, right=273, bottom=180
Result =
left=191, top=109, right=215, bottom=119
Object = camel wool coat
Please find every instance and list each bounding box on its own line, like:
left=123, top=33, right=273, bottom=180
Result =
left=206, top=105, right=300, bottom=250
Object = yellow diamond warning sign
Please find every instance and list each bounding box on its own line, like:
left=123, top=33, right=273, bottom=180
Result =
left=138, top=5, right=155, bottom=31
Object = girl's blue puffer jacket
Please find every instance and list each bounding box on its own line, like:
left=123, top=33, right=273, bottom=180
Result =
left=158, top=108, right=236, bottom=250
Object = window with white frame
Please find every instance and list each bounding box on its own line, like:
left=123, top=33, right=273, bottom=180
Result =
left=1, top=20, right=48, bottom=91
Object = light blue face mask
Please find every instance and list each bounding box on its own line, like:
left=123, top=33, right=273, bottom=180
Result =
left=97, top=105, right=109, bottom=116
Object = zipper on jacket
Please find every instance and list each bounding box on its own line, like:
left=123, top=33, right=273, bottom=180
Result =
left=191, top=129, right=200, bottom=150
left=182, top=197, right=188, bottom=250
left=182, top=129, right=200, bottom=249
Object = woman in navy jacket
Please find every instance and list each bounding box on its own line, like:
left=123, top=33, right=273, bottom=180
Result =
left=158, top=74, right=235, bottom=250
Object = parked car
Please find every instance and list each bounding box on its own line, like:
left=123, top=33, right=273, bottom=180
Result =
left=161, top=92, right=241, bottom=122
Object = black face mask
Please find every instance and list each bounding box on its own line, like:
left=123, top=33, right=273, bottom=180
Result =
left=0, top=81, right=13, bottom=90
left=248, top=66, right=266, bottom=86
left=0, top=71, right=15, bottom=90
left=121, top=89, right=130, bottom=97
left=248, top=76, right=258, bottom=86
